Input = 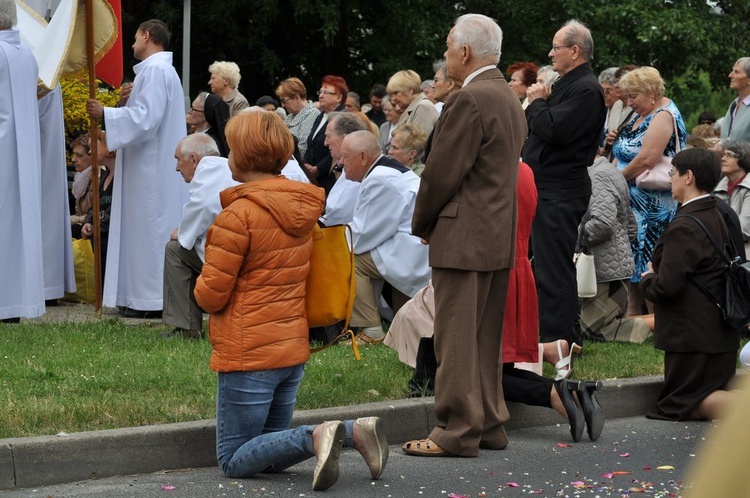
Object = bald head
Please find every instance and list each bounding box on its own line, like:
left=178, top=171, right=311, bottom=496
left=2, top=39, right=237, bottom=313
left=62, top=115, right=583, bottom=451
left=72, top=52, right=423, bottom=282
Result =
left=339, top=131, right=383, bottom=182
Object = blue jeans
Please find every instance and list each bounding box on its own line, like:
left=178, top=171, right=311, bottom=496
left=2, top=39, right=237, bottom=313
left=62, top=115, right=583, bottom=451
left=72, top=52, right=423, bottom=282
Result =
left=216, top=364, right=356, bottom=478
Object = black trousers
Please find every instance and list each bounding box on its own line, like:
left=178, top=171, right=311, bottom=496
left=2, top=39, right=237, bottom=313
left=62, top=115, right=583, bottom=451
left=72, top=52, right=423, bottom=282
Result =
left=502, top=364, right=553, bottom=408
left=532, top=194, right=589, bottom=345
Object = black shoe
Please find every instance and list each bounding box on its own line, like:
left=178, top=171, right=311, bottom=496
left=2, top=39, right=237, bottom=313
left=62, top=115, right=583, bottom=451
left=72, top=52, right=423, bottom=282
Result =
left=45, top=299, right=59, bottom=307
left=119, top=308, right=162, bottom=319
left=554, top=379, right=584, bottom=442
left=1, top=317, right=21, bottom=324
left=407, top=337, right=436, bottom=397
left=578, top=380, right=604, bottom=441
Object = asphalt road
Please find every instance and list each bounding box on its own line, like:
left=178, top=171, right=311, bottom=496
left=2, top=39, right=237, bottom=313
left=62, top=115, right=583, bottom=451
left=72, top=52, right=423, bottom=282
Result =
left=3, top=416, right=710, bottom=497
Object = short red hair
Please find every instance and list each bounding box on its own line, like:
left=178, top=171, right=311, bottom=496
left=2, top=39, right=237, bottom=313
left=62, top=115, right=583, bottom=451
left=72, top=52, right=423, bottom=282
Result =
left=321, top=75, right=348, bottom=97
left=507, top=62, right=539, bottom=87
left=225, top=111, right=294, bottom=174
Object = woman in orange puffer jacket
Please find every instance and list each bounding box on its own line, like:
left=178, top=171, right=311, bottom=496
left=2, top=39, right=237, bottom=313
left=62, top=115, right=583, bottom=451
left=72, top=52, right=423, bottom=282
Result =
left=194, top=110, right=388, bottom=491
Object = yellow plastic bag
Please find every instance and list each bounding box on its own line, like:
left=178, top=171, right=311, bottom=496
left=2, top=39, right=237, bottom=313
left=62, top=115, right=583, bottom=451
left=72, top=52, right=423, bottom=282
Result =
left=62, top=238, right=95, bottom=303
left=305, top=224, right=355, bottom=327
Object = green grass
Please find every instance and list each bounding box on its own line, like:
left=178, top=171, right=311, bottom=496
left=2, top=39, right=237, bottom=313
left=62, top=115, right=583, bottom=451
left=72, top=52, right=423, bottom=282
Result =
left=1, top=319, right=743, bottom=439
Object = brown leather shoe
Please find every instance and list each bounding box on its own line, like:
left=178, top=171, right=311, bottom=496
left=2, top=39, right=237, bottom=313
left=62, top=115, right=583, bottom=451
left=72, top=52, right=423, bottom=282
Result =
left=402, top=438, right=452, bottom=457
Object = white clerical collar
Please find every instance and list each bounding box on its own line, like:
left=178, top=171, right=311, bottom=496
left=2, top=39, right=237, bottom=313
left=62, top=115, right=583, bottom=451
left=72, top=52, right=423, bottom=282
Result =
left=682, top=193, right=711, bottom=206
left=463, top=65, right=496, bottom=87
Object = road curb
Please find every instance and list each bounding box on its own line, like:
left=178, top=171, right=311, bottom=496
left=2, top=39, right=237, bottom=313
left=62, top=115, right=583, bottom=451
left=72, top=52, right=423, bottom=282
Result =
left=0, top=375, right=663, bottom=490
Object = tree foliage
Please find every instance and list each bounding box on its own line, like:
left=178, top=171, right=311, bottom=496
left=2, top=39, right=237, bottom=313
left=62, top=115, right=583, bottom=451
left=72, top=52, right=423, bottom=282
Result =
left=119, top=0, right=748, bottom=107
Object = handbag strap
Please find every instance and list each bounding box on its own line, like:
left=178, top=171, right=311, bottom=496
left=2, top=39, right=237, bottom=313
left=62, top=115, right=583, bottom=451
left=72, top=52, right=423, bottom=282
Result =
left=657, top=108, right=681, bottom=154
left=310, top=225, right=362, bottom=360
left=680, top=214, right=730, bottom=316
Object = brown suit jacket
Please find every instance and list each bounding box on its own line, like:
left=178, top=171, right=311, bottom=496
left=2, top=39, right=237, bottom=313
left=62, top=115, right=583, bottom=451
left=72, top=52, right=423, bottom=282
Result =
left=412, top=68, right=527, bottom=271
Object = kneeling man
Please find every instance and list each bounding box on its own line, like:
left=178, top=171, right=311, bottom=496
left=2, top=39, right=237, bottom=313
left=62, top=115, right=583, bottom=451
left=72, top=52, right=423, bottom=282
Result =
left=339, top=131, right=430, bottom=343
left=162, top=133, right=238, bottom=338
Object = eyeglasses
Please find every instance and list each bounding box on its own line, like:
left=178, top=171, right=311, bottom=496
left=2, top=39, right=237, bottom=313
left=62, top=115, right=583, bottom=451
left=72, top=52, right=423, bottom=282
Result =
left=280, top=97, right=291, bottom=104
left=551, top=44, right=572, bottom=51
left=723, top=150, right=740, bottom=159
left=318, top=89, right=338, bottom=96
left=668, top=168, right=675, bottom=178
left=189, top=107, right=204, bottom=113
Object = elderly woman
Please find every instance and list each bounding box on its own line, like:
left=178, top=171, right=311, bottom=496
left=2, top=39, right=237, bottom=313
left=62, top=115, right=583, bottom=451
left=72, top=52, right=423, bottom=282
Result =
left=721, top=57, right=750, bottom=142
left=612, top=66, right=687, bottom=317
left=388, top=123, right=427, bottom=176
left=275, top=77, right=320, bottom=159
left=208, top=61, right=248, bottom=116
left=507, top=61, right=538, bottom=109
left=69, top=135, right=94, bottom=238
left=193, top=111, right=387, bottom=490
left=640, top=148, right=739, bottom=421
left=378, top=96, right=399, bottom=153
left=303, top=75, right=348, bottom=193
left=386, top=69, right=438, bottom=136
left=714, top=140, right=750, bottom=256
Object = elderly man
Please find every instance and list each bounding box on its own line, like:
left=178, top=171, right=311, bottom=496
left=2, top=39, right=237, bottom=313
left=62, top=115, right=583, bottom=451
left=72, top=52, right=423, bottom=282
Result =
left=87, top=19, right=189, bottom=318
left=208, top=60, right=249, bottom=117
left=406, top=14, right=526, bottom=458
left=320, top=112, right=367, bottom=226
left=338, top=131, right=429, bottom=344
left=431, top=59, right=456, bottom=116
left=0, top=0, right=45, bottom=322
left=524, top=20, right=606, bottom=347
left=345, top=92, right=361, bottom=112
left=162, top=134, right=238, bottom=338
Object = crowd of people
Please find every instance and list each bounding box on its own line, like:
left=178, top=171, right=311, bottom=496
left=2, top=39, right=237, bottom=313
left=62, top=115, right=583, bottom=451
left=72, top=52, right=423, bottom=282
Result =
left=3, top=0, right=750, bottom=490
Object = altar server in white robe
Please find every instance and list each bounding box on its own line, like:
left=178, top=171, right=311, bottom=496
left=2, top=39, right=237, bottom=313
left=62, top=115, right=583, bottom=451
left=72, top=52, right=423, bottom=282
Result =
left=0, top=0, right=45, bottom=321
left=162, top=134, right=238, bottom=337
left=87, top=19, right=188, bottom=313
left=339, top=131, right=430, bottom=343
left=38, top=84, right=76, bottom=301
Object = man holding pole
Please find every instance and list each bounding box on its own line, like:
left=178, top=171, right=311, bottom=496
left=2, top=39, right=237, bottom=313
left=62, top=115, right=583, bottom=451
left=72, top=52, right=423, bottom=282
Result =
left=87, top=19, right=188, bottom=318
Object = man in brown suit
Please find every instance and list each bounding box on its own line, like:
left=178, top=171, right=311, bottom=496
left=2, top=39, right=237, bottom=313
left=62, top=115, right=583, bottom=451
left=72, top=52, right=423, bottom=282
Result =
left=404, top=14, right=527, bottom=458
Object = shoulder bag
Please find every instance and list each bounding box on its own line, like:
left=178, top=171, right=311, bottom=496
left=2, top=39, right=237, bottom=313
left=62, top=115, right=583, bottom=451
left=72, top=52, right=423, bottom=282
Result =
left=635, top=109, right=680, bottom=191
left=683, top=214, right=750, bottom=332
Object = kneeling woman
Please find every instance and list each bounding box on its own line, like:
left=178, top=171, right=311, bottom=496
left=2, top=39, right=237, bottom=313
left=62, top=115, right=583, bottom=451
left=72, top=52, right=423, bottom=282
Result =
left=640, top=148, right=740, bottom=420
left=194, top=110, right=388, bottom=490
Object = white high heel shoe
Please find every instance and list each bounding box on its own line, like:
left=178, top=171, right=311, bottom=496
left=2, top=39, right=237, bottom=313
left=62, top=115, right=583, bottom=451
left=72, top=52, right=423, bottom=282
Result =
left=554, top=340, right=582, bottom=381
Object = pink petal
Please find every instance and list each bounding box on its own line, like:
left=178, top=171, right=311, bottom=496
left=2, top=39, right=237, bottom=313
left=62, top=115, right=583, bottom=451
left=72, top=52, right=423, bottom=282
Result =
left=557, top=443, right=573, bottom=448
left=507, top=482, right=520, bottom=487
left=161, top=485, right=176, bottom=491
left=619, top=452, right=630, bottom=457
left=601, top=472, right=614, bottom=478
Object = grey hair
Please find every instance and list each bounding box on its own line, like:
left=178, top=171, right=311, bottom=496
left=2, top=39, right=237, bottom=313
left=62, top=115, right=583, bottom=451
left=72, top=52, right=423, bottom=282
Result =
left=598, top=67, right=618, bottom=85
left=537, top=65, right=559, bottom=86
left=0, top=0, right=18, bottom=29
left=329, top=111, right=367, bottom=137
left=723, top=140, right=750, bottom=173
left=735, top=57, right=750, bottom=77
left=562, top=19, right=594, bottom=61
left=179, top=133, right=220, bottom=158
left=433, top=60, right=448, bottom=79
left=347, top=91, right=360, bottom=106
left=452, top=14, right=503, bottom=64
left=421, top=80, right=434, bottom=91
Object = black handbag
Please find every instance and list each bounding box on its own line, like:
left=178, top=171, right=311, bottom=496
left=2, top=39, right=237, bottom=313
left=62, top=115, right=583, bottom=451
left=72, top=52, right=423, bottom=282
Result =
left=684, top=215, right=750, bottom=332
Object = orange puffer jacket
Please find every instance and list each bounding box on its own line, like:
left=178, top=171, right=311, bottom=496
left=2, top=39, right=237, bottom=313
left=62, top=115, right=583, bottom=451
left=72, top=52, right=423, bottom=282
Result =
left=194, top=177, right=325, bottom=373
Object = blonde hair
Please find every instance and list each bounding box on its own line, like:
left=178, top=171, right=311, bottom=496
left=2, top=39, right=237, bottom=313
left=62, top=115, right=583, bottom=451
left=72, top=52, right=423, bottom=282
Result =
left=276, top=77, right=307, bottom=100
left=225, top=111, right=293, bottom=174
left=208, top=61, right=241, bottom=89
left=391, top=123, right=427, bottom=156
left=387, top=70, right=422, bottom=96
left=619, top=66, right=665, bottom=100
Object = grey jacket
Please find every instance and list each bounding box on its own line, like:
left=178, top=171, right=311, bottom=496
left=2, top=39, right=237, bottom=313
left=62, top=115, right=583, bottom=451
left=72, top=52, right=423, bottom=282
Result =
left=714, top=174, right=750, bottom=258
left=581, top=156, right=637, bottom=282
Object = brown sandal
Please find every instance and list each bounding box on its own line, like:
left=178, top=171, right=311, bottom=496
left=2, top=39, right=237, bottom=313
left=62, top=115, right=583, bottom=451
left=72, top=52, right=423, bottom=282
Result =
left=402, top=438, right=450, bottom=457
